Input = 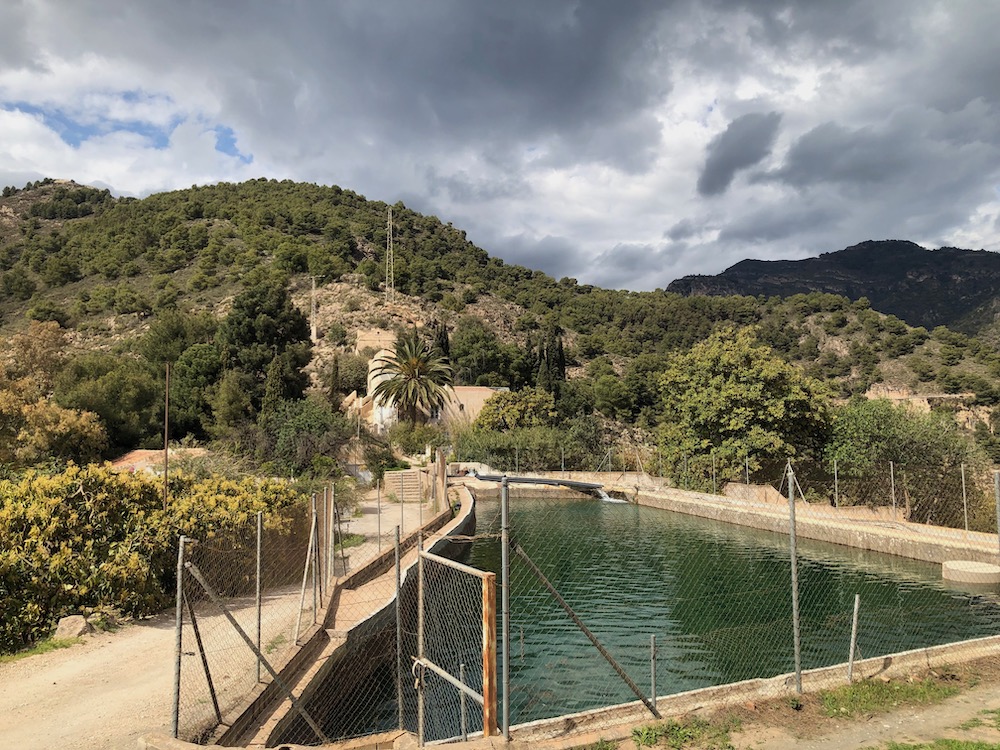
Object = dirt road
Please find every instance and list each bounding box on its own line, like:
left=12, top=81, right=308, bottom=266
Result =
left=0, top=614, right=175, bottom=750
left=0, top=494, right=433, bottom=750
left=736, top=679, right=1000, bottom=749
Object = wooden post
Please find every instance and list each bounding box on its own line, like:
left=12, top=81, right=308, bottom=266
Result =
left=482, top=571, right=497, bottom=737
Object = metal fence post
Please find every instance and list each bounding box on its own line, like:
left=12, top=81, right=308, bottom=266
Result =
left=325, top=484, right=332, bottom=586
left=961, top=463, right=969, bottom=531
left=501, top=475, right=511, bottom=741
left=460, top=663, right=468, bottom=741
left=712, top=452, right=717, bottom=494
left=378, top=480, right=382, bottom=554
left=256, top=511, right=263, bottom=683
left=787, top=463, right=802, bottom=694
left=994, top=471, right=1000, bottom=555
left=295, top=508, right=317, bottom=643
left=650, top=634, right=657, bottom=704
left=834, top=459, right=839, bottom=508
left=329, top=484, right=335, bottom=582
left=417, top=531, right=425, bottom=747
left=848, top=594, right=860, bottom=682
left=311, top=495, right=319, bottom=618
left=171, top=535, right=187, bottom=738
left=334, top=485, right=347, bottom=576
left=890, top=460, right=896, bottom=517
left=395, top=525, right=403, bottom=731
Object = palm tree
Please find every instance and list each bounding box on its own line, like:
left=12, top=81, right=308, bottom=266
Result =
left=371, top=330, right=454, bottom=425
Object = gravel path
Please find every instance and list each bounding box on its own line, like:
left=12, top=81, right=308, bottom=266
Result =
left=0, top=614, right=175, bottom=750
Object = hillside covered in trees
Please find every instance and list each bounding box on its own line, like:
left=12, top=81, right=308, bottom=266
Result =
left=2, top=176, right=1000, bottom=481
left=8, top=177, right=1000, bottom=655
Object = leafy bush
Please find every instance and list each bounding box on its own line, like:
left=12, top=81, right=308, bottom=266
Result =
left=452, top=417, right=606, bottom=472
left=387, top=422, right=447, bottom=456
left=0, top=463, right=300, bottom=654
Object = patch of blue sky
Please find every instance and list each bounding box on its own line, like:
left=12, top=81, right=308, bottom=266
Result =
left=2, top=100, right=175, bottom=148
left=213, top=125, right=253, bottom=164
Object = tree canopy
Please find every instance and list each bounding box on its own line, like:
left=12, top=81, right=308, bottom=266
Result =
left=473, top=387, right=558, bottom=431
left=657, top=326, right=831, bottom=487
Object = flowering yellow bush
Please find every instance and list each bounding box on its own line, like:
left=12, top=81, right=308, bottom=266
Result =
left=0, top=463, right=301, bottom=653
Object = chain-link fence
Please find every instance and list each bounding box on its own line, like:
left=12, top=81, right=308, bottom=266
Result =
left=172, top=469, right=466, bottom=747
left=458, top=468, right=1000, bottom=743
left=453, top=435, right=1000, bottom=535
left=411, top=549, right=496, bottom=744
left=172, top=461, right=1000, bottom=747
left=172, top=482, right=395, bottom=744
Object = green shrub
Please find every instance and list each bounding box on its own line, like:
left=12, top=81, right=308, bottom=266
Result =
left=387, top=422, right=447, bottom=456
left=0, top=463, right=300, bottom=654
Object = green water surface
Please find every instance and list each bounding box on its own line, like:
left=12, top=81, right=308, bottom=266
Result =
left=464, top=497, right=1000, bottom=726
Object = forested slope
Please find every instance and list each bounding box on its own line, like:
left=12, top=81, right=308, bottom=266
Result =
left=2, top=177, right=1000, bottom=469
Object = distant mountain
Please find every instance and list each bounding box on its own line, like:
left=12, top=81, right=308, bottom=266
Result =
left=667, top=240, right=1000, bottom=335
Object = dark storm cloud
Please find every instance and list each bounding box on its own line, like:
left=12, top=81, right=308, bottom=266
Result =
left=424, top=167, right=531, bottom=205
left=739, top=0, right=913, bottom=59
left=665, top=219, right=697, bottom=242
left=697, top=112, right=782, bottom=196
left=0, top=1, right=38, bottom=68
left=48, top=1, right=669, bottom=174
left=718, top=202, right=839, bottom=244
left=895, top=3, right=1000, bottom=113
left=769, top=122, right=916, bottom=187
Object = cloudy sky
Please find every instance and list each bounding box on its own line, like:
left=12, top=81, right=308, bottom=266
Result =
left=2, top=1, right=1000, bottom=290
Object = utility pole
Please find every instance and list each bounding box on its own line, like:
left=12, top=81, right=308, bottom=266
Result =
left=385, top=206, right=395, bottom=305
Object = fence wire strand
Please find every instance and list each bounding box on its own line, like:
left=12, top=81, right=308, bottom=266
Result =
left=174, top=460, right=1000, bottom=745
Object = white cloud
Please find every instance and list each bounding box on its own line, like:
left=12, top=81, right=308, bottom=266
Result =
left=0, top=0, right=998, bottom=290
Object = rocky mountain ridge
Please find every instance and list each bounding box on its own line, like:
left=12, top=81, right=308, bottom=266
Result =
left=667, top=239, right=1000, bottom=337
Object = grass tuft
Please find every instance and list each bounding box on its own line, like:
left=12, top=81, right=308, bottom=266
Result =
left=630, top=715, right=739, bottom=749
left=0, top=637, right=81, bottom=664
left=820, top=678, right=959, bottom=718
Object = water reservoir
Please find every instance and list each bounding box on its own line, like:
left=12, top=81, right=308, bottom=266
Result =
left=463, top=496, right=1000, bottom=727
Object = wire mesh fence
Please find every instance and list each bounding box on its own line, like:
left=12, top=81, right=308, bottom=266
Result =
left=173, top=460, right=1000, bottom=747
left=173, top=477, right=425, bottom=744
left=413, top=549, right=496, bottom=744
left=460, top=468, right=1000, bottom=743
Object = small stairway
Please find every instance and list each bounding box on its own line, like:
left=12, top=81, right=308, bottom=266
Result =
left=383, top=469, right=424, bottom=503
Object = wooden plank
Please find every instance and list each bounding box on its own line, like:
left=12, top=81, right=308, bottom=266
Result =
left=481, top=571, right=498, bottom=736
left=421, top=549, right=491, bottom=579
